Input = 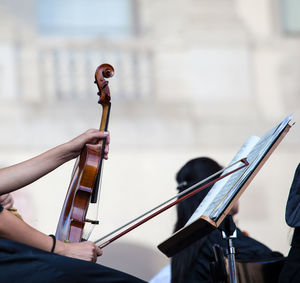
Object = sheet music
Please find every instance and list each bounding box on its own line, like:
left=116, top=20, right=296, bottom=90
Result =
left=185, top=136, right=259, bottom=226
left=208, top=114, right=292, bottom=220
left=185, top=115, right=293, bottom=226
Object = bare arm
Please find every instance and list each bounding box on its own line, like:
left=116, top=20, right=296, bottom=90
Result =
left=0, top=129, right=109, bottom=194
left=0, top=129, right=109, bottom=261
left=0, top=208, right=102, bottom=262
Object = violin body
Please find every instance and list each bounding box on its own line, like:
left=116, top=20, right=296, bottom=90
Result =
left=56, top=64, right=114, bottom=242
left=56, top=144, right=102, bottom=242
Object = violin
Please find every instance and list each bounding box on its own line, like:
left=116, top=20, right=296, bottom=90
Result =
left=56, top=64, right=114, bottom=243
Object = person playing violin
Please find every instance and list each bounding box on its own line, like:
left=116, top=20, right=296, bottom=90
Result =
left=0, top=129, right=145, bottom=283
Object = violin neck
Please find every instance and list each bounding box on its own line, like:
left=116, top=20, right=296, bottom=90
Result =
left=91, top=102, right=111, bottom=203
left=91, top=160, right=103, bottom=203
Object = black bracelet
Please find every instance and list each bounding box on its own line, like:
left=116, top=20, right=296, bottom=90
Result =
left=49, top=234, right=56, bottom=253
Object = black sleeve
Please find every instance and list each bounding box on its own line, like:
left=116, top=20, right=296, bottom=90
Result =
left=285, top=163, right=300, bottom=227
left=0, top=203, right=3, bottom=213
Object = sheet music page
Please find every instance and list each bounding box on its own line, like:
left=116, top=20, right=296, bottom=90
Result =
left=185, top=115, right=292, bottom=226
left=185, top=135, right=259, bottom=226
left=208, top=114, right=293, bottom=220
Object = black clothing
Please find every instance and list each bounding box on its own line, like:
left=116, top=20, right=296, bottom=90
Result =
left=279, top=227, right=300, bottom=283
left=0, top=199, right=144, bottom=282
left=0, top=238, right=145, bottom=283
left=184, top=227, right=282, bottom=282
left=279, top=164, right=300, bottom=283
left=285, top=163, right=300, bottom=227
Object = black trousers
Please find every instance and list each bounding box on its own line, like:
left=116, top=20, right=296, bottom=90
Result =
left=0, top=238, right=146, bottom=283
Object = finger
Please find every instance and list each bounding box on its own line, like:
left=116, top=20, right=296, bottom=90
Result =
left=104, top=145, right=109, bottom=155
left=92, top=248, right=98, bottom=262
left=3, top=201, right=13, bottom=209
left=98, top=131, right=109, bottom=139
left=106, top=132, right=110, bottom=145
left=7, top=194, right=14, bottom=206
left=92, top=132, right=109, bottom=145
left=0, top=194, right=8, bottom=201
left=1, top=195, right=13, bottom=208
left=86, top=129, right=105, bottom=139
left=2, top=198, right=10, bottom=207
left=4, top=194, right=12, bottom=202
left=86, top=242, right=99, bottom=262
left=95, top=246, right=103, bottom=257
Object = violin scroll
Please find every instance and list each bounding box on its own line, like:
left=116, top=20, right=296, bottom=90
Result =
left=95, top=64, right=114, bottom=105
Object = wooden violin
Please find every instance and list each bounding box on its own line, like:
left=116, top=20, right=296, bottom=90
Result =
left=56, top=64, right=114, bottom=242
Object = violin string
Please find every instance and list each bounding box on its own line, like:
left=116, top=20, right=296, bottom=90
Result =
left=94, top=158, right=245, bottom=245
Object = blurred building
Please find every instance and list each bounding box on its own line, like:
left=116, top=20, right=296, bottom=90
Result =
left=0, top=0, right=299, bottom=281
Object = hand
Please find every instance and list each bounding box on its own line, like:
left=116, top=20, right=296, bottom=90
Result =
left=66, top=129, right=110, bottom=160
left=0, top=193, right=14, bottom=209
left=57, top=240, right=103, bottom=262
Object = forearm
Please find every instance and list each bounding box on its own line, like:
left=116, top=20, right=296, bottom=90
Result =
left=0, top=209, right=63, bottom=252
left=0, top=143, right=72, bottom=194
left=0, top=209, right=102, bottom=261
left=0, top=129, right=109, bottom=195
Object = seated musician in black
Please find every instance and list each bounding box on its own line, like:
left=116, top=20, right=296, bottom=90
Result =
left=0, top=129, right=145, bottom=283
left=279, top=163, right=300, bottom=283
left=151, top=157, right=283, bottom=283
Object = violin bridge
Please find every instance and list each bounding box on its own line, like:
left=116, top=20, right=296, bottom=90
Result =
left=84, top=218, right=99, bottom=225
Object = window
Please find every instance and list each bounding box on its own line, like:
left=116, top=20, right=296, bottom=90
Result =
left=37, top=0, right=134, bottom=39
left=280, top=0, right=300, bottom=34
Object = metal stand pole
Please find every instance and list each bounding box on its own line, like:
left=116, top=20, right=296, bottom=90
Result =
left=220, top=215, right=238, bottom=283
left=222, top=230, right=237, bottom=283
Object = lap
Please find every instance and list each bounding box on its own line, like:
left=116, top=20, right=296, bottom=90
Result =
left=0, top=238, right=145, bottom=283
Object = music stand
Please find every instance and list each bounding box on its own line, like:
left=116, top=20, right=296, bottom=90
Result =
left=158, top=115, right=293, bottom=258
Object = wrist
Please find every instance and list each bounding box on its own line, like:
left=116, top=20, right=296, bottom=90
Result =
left=54, top=239, right=67, bottom=256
